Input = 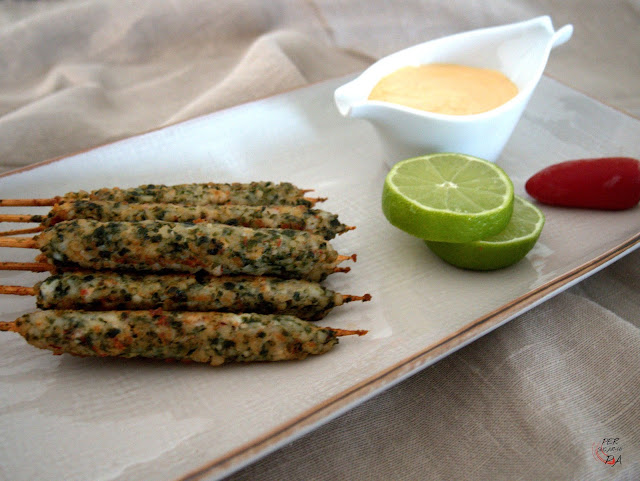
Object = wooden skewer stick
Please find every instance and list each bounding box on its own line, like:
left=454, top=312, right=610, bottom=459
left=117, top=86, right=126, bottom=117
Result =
left=0, top=262, right=52, bottom=272
left=0, top=227, right=43, bottom=237
left=1, top=261, right=347, bottom=276
left=0, top=286, right=370, bottom=304
left=331, top=328, right=369, bottom=337
left=0, top=237, right=38, bottom=249
left=0, top=240, right=354, bottom=277
left=342, top=293, right=372, bottom=302
left=0, top=285, right=36, bottom=296
left=2, top=239, right=352, bottom=258
left=0, top=196, right=326, bottom=207
left=333, top=267, right=351, bottom=274
left=0, top=321, right=367, bottom=336
left=305, top=196, right=327, bottom=204
left=0, top=213, right=352, bottom=235
left=0, top=214, right=43, bottom=223
left=0, top=198, right=58, bottom=207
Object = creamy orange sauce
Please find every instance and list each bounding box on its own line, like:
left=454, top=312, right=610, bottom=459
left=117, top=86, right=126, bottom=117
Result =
left=368, top=63, right=518, bottom=115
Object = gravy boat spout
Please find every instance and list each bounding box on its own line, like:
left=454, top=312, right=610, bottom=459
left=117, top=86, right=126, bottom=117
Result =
left=334, top=16, right=573, bottom=166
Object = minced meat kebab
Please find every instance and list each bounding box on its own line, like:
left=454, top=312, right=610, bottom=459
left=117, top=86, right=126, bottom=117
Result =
left=31, top=271, right=370, bottom=321
left=36, top=200, right=351, bottom=240
left=0, top=180, right=369, bottom=366
left=0, top=310, right=367, bottom=366
left=33, top=219, right=353, bottom=281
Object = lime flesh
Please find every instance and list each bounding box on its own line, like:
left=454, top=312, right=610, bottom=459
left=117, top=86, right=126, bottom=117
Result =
left=382, top=153, right=514, bottom=242
left=425, top=195, right=545, bottom=270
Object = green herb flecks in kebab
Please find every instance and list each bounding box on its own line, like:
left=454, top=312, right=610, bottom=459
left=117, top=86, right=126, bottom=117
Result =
left=33, top=220, right=355, bottom=281
left=30, top=272, right=370, bottom=321
left=0, top=310, right=367, bottom=366
left=64, top=181, right=322, bottom=207
left=38, top=200, right=351, bottom=240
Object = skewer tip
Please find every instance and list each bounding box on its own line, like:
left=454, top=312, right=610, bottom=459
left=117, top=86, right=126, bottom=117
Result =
left=333, top=267, right=351, bottom=274
left=342, top=293, right=372, bottom=303
left=0, top=321, right=17, bottom=332
left=336, top=254, right=357, bottom=264
left=332, top=328, right=368, bottom=337
left=304, top=196, right=327, bottom=205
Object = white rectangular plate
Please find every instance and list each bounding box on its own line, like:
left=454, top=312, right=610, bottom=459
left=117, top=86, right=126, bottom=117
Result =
left=0, top=76, right=638, bottom=481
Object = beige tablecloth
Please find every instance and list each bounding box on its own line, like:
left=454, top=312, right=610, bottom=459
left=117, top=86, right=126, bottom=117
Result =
left=1, top=1, right=638, bottom=480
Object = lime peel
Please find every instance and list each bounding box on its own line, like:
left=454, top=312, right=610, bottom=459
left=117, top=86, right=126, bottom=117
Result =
left=382, top=153, right=514, bottom=242
left=425, top=195, right=545, bottom=270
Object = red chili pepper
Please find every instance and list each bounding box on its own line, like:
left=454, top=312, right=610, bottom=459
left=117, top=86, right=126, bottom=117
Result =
left=525, top=157, right=640, bottom=210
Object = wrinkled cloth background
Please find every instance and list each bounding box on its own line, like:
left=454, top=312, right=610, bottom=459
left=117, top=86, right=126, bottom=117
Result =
left=1, top=1, right=639, bottom=480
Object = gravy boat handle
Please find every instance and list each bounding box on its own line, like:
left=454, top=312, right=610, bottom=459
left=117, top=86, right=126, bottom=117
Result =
left=551, top=24, right=573, bottom=49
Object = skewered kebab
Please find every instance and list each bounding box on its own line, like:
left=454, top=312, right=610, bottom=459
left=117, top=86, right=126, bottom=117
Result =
left=0, top=310, right=367, bottom=366
left=0, top=181, right=369, bottom=366
left=0, top=272, right=371, bottom=321
left=0, top=200, right=353, bottom=240
left=0, top=181, right=325, bottom=207
left=0, top=220, right=355, bottom=281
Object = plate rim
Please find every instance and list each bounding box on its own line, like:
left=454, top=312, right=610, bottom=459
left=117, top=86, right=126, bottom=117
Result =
left=180, top=232, right=640, bottom=481
left=1, top=74, right=639, bottom=481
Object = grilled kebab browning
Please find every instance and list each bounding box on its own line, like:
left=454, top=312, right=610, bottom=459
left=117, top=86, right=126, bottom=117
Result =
left=34, top=220, right=349, bottom=281
left=0, top=310, right=366, bottom=365
left=39, top=200, right=350, bottom=240
left=34, top=272, right=369, bottom=320
left=0, top=180, right=370, bottom=366
left=65, top=181, right=318, bottom=206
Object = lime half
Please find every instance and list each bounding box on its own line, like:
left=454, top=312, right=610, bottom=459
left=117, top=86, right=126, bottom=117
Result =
left=425, top=195, right=545, bottom=270
left=382, top=153, right=514, bottom=242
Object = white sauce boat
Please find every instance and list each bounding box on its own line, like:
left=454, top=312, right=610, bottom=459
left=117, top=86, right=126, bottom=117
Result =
left=334, top=16, right=573, bottom=166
